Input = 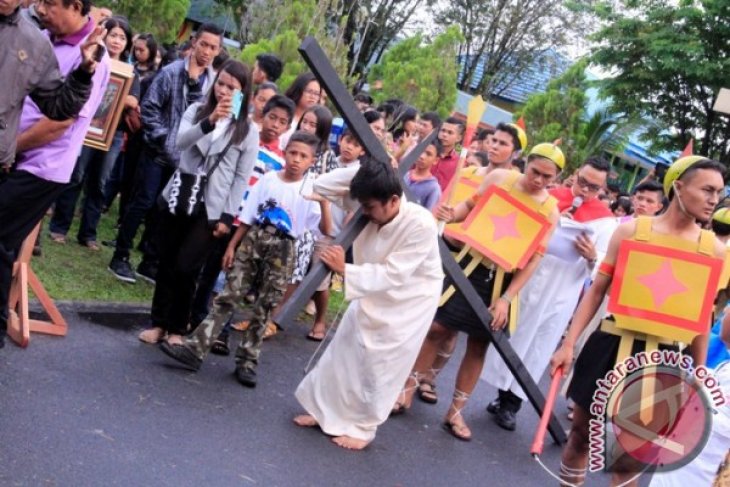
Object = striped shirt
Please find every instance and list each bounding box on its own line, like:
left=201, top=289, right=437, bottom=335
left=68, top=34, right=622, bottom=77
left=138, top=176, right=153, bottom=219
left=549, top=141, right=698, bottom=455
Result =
left=234, top=139, right=285, bottom=225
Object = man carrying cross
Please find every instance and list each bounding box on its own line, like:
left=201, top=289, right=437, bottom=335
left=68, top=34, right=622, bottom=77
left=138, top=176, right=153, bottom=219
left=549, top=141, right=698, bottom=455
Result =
left=292, top=160, right=443, bottom=450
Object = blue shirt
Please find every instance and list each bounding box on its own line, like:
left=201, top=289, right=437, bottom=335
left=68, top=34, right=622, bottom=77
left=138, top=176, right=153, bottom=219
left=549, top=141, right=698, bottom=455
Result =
left=404, top=172, right=441, bottom=210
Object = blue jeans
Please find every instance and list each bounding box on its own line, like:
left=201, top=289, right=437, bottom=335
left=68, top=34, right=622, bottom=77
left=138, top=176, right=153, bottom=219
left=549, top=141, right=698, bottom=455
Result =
left=49, top=131, right=123, bottom=243
left=112, top=149, right=174, bottom=261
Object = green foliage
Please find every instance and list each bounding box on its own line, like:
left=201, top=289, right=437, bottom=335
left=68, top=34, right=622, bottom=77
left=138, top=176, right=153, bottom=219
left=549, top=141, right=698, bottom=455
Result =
left=589, top=0, right=730, bottom=164
left=435, top=0, right=591, bottom=98
left=515, top=59, right=643, bottom=172
left=515, top=60, right=589, bottom=170
left=368, top=26, right=463, bottom=118
left=97, top=0, right=190, bottom=43
left=238, top=1, right=351, bottom=92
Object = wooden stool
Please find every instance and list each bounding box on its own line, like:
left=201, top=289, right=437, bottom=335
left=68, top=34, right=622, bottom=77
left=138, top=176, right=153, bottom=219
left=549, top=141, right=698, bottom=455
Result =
left=7, top=222, right=67, bottom=347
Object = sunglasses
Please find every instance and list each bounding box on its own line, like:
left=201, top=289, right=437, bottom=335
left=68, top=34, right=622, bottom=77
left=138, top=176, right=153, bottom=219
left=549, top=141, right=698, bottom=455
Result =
left=576, top=175, right=602, bottom=193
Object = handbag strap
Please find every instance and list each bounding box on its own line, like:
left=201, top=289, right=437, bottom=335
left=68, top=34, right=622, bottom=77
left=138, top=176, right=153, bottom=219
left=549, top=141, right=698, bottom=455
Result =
left=203, top=138, right=235, bottom=179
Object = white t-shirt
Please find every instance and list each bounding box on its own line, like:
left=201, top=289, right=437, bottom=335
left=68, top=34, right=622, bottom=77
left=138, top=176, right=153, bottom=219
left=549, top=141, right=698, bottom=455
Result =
left=238, top=171, right=321, bottom=239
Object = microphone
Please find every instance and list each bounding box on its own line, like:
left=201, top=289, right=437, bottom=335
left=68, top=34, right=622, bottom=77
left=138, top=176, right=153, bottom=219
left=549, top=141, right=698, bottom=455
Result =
left=568, top=196, right=583, bottom=214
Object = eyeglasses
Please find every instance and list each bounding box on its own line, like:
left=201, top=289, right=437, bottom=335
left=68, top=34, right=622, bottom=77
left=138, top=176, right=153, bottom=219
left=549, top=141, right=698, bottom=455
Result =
left=304, top=88, right=321, bottom=97
left=575, top=175, right=602, bottom=193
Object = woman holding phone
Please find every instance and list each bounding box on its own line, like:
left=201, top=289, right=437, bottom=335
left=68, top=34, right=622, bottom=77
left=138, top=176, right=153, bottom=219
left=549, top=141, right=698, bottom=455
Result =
left=138, top=60, right=259, bottom=345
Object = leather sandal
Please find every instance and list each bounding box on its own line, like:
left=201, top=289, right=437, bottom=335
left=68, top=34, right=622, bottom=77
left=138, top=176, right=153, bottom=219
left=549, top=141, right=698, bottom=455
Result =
left=442, top=390, right=472, bottom=441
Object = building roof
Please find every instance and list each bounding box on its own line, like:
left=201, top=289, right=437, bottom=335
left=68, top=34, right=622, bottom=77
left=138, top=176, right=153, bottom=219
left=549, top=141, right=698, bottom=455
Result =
left=458, top=49, right=572, bottom=104
left=186, top=0, right=236, bottom=35
left=453, top=91, right=513, bottom=128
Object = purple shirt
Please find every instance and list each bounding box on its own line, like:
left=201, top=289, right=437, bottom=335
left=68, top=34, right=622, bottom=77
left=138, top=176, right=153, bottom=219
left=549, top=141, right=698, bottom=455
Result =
left=16, top=18, right=110, bottom=183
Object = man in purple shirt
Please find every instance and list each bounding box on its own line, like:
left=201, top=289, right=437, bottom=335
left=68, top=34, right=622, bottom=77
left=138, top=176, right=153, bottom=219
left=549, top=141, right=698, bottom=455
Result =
left=0, top=0, right=109, bottom=349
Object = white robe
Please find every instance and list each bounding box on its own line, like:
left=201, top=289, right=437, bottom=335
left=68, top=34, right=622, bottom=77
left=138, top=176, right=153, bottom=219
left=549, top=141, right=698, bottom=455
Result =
left=483, top=216, right=617, bottom=400
left=295, top=202, right=444, bottom=441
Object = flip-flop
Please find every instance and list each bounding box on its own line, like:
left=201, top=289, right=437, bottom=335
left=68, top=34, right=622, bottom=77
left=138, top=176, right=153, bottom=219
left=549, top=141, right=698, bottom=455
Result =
left=306, top=330, right=325, bottom=342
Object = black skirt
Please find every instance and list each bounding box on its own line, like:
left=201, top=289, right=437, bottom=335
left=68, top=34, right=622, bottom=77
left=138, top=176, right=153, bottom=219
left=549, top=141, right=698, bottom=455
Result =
left=435, top=253, right=512, bottom=341
left=568, top=328, right=681, bottom=414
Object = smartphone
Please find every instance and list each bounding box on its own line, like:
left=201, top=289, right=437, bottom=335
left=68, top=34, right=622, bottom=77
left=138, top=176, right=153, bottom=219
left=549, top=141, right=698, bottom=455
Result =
left=231, top=89, right=243, bottom=120
left=93, top=44, right=106, bottom=62
left=299, top=172, right=315, bottom=198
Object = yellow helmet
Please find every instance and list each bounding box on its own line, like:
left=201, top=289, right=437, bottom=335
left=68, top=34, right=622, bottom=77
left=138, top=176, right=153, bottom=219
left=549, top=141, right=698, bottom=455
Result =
left=663, top=155, right=706, bottom=196
left=506, top=123, right=528, bottom=152
left=529, top=143, right=565, bottom=170
left=712, top=207, right=730, bottom=225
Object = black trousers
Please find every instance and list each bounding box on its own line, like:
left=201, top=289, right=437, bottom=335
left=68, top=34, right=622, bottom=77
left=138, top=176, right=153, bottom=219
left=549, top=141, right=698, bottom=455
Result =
left=150, top=210, right=217, bottom=335
left=0, top=170, right=64, bottom=336
left=190, top=232, right=232, bottom=327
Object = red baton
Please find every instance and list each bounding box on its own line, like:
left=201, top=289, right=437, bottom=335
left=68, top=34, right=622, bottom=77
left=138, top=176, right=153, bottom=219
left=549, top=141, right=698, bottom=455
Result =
left=530, top=367, right=564, bottom=456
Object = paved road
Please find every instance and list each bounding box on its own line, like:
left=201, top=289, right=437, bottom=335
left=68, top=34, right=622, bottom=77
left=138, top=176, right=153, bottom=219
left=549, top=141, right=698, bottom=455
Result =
left=1, top=309, right=618, bottom=486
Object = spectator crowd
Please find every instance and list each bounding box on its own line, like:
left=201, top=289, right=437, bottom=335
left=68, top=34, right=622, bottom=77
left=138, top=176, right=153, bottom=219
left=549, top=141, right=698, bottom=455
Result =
left=1, top=2, right=729, bottom=485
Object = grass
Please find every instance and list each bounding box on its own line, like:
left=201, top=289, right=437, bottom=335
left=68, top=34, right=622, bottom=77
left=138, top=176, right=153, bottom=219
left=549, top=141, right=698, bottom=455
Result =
left=32, top=202, right=347, bottom=322
left=32, top=203, right=153, bottom=303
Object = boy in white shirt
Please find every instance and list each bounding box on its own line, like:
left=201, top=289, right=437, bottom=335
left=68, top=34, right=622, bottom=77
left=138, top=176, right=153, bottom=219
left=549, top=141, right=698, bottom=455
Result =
left=160, top=131, right=322, bottom=388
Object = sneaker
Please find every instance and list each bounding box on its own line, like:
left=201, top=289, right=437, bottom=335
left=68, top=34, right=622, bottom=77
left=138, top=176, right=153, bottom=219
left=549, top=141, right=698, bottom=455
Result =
left=109, top=257, right=136, bottom=283
left=210, top=333, right=230, bottom=356
left=136, top=261, right=157, bottom=284
left=235, top=364, right=257, bottom=388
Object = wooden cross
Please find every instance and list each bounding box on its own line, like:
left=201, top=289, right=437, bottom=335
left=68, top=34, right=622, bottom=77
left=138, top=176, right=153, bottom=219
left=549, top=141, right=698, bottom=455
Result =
left=273, top=37, right=566, bottom=445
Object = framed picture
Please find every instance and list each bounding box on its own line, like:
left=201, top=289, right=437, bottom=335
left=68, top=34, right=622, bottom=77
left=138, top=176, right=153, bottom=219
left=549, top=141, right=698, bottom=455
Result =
left=83, top=59, right=134, bottom=151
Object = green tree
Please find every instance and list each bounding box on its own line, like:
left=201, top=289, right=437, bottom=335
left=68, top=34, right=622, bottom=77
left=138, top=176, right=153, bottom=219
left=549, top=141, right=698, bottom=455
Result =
left=590, top=0, right=730, bottom=164
left=97, top=0, right=190, bottom=43
left=367, top=26, right=463, bottom=118
left=237, top=0, right=351, bottom=92
left=433, top=0, right=590, bottom=99
left=515, top=60, right=641, bottom=171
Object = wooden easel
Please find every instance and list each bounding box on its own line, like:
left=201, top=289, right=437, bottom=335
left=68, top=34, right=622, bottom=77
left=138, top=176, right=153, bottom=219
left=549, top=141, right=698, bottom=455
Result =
left=6, top=222, right=67, bottom=347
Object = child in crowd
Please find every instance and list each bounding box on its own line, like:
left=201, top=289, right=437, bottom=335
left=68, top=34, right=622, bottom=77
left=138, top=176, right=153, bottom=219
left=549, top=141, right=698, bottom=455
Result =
left=250, top=82, right=278, bottom=131
left=189, top=94, right=296, bottom=354
left=271, top=128, right=366, bottom=342
left=160, top=131, right=324, bottom=388
left=403, top=140, right=441, bottom=210
left=466, top=151, right=488, bottom=168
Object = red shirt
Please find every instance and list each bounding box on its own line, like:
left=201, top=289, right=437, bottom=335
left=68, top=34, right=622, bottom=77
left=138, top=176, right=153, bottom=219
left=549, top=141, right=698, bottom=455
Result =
left=431, top=149, right=459, bottom=191
left=549, top=187, right=613, bottom=222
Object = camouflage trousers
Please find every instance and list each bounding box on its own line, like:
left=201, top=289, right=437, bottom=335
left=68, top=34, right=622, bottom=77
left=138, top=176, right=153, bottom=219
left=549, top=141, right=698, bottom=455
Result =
left=185, top=225, right=295, bottom=368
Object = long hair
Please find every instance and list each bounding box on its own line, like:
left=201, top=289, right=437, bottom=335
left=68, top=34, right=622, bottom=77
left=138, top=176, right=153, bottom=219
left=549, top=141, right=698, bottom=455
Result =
left=285, top=72, right=318, bottom=108
left=296, top=105, right=333, bottom=154
left=133, top=33, right=158, bottom=70
left=195, top=60, right=252, bottom=146
left=389, top=105, right=419, bottom=141
left=103, top=17, right=133, bottom=61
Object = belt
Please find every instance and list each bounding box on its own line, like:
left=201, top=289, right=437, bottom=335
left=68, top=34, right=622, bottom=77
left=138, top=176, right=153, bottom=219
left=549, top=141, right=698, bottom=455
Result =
left=260, top=224, right=294, bottom=240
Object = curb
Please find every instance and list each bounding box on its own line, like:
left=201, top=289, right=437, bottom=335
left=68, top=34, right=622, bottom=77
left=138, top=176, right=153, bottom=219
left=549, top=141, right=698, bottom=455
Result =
left=30, top=300, right=150, bottom=316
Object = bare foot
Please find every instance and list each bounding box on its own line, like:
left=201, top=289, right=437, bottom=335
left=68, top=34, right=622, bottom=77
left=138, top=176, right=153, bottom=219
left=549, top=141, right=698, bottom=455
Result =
left=293, top=414, right=318, bottom=427
left=138, top=327, right=164, bottom=344
left=166, top=334, right=184, bottom=346
left=332, top=436, right=370, bottom=450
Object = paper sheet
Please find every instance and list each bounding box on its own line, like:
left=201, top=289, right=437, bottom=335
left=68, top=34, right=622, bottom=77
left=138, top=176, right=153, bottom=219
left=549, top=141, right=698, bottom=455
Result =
left=545, top=217, right=595, bottom=261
